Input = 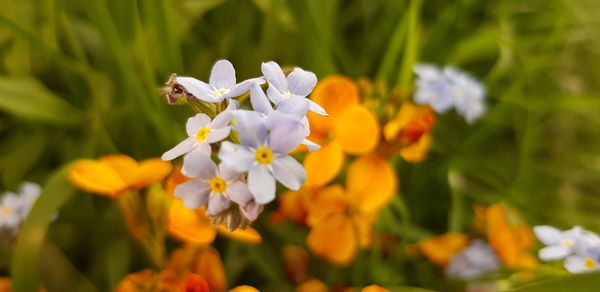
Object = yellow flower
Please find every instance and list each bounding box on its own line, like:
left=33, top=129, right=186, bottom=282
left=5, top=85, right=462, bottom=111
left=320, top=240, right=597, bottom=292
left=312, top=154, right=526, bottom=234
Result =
left=382, top=102, right=435, bottom=162
left=307, top=154, right=396, bottom=265
left=68, top=154, right=172, bottom=197
left=166, top=165, right=262, bottom=245
left=417, top=233, right=469, bottom=266
left=482, top=204, right=537, bottom=269
left=303, top=76, right=380, bottom=187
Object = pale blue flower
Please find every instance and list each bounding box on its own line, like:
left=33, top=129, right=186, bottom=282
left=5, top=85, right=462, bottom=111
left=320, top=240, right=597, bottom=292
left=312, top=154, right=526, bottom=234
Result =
left=218, top=110, right=306, bottom=204
left=414, top=64, right=486, bottom=123
left=176, top=151, right=253, bottom=216
left=445, top=240, right=501, bottom=279
left=161, top=100, right=238, bottom=161
left=174, top=60, right=262, bottom=103
left=249, top=82, right=320, bottom=151
left=534, top=225, right=585, bottom=261
left=564, top=249, right=600, bottom=273
left=0, top=182, right=41, bottom=231
left=261, top=61, right=327, bottom=116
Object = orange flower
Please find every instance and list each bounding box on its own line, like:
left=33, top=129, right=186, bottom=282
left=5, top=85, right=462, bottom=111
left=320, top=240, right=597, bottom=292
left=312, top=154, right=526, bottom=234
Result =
left=282, top=245, right=309, bottom=284
left=0, top=278, right=10, bottom=292
left=168, top=198, right=261, bottom=245
left=417, top=233, right=469, bottom=266
left=383, top=102, right=435, bottom=162
left=482, top=204, right=537, bottom=269
left=272, top=186, right=320, bottom=224
left=361, top=285, right=391, bottom=292
left=229, top=286, right=260, bottom=292
left=296, top=279, right=328, bottom=292
left=303, top=76, right=380, bottom=187
left=69, top=154, right=172, bottom=197
left=167, top=245, right=227, bottom=292
left=115, top=269, right=210, bottom=292
left=307, top=154, right=396, bottom=265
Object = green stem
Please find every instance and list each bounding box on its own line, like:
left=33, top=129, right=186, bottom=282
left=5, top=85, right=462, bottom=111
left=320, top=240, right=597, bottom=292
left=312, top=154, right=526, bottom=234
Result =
left=397, top=0, right=423, bottom=88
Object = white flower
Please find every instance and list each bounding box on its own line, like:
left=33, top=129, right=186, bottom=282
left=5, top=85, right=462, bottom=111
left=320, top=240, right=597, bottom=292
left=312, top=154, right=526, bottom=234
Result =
left=261, top=61, right=327, bottom=116
left=534, top=225, right=586, bottom=261
left=0, top=182, right=41, bottom=231
left=564, top=251, right=600, bottom=273
left=249, top=82, right=320, bottom=151
left=218, top=110, right=306, bottom=204
left=0, top=193, right=22, bottom=230
left=173, top=60, right=262, bottom=103
left=161, top=101, right=238, bottom=161
left=413, top=64, right=486, bottom=123
left=175, top=151, right=253, bottom=216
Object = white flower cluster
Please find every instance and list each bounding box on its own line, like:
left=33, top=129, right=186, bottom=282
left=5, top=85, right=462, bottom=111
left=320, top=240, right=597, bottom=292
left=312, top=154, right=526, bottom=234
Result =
left=162, top=60, right=325, bottom=229
left=0, top=182, right=41, bottom=233
left=534, top=225, right=600, bottom=273
left=413, top=64, right=486, bottom=123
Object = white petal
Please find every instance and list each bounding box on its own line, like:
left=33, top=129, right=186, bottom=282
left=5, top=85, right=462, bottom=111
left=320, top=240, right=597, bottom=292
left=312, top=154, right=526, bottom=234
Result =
left=248, top=165, right=276, bottom=204
left=226, top=181, right=252, bottom=206
left=307, top=99, right=328, bottom=116
left=539, top=246, right=570, bottom=261
left=302, top=138, right=320, bottom=151
left=211, top=100, right=238, bottom=129
left=534, top=225, right=563, bottom=246
left=223, top=77, right=264, bottom=99
left=205, top=127, right=230, bottom=143
left=186, top=114, right=212, bottom=136
left=241, top=200, right=261, bottom=221
left=267, top=115, right=305, bottom=153
left=266, top=84, right=285, bottom=105
left=261, top=61, right=287, bottom=91
left=174, top=180, right=210, bottom=209
left=161, top=138, right=195, bottom=161
left=271, top=155, right=306, bottom=190
left=218, top=142, right=255, bottom=172
left=175, top=77, right=217, bottom=102
left=219, top=162, right=240, bottom=182
left=250, top=82, right=274, bottom=115
left=564, top=255, right=589, bottom=273
left=275, top=96, right=309, bottom=117
left=207, top=194, right=230, bottom=216
left=182, top=150, right=218, bottom=179
left=232, top=110, right=268, bottom=148
left=287, top=67, right=317, bottom=96
left=209, top=59, right=236, bottom=89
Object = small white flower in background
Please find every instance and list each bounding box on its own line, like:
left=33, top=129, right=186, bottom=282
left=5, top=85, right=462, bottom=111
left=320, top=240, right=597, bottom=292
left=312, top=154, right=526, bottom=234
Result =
left=445, top=240, right=501, bottom=279
left=161, top=100, right=238, bottom=161
left=414, top=64, right=486, bottom=123
left=173, top=60, right=263, bottom=103
left=261, top=61, right=327, bottom=116
left=219, top=110, right=306, bottom=204
left=564, top=250, right=600, bottom=274
left=534, top=225, right=600, bottom=274
left=0, top=182, right=41, bottom=231
left=534, top=225, right=585, bottom=261
left=175, top=151, right=253, bottom=217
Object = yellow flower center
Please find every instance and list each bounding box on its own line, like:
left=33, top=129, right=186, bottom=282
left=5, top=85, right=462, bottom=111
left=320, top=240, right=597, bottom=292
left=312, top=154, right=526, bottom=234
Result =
left=209, top=177, right=227, bottom=193
left=255, top=147, right=274, bottom=164
left=283, top=90, right=293, bottom=98
left=585, top=257, right=596, bottom=269
left=213, top=88, right=231, bottom=97
left=561, top=239, right=575, bottom=250
left=0, top=207, right=12, bottom=217
left=196, top=128, right=211, bottom=142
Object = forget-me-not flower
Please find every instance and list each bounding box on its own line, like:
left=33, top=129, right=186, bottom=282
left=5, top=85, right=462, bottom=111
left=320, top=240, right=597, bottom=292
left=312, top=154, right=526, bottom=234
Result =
left=218, top=110, right=306, bottom=204
left=445, top=240, right=501, bottom=279
left=162, top=100, right=238, bottom=161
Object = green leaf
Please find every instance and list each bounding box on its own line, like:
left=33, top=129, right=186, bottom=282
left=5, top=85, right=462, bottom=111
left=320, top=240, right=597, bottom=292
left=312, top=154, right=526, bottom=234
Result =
left=11, top=165, right=77, bottom=292
left=0, top=78, right=83, bottom=124
left=40, top=241, right=99, bottom=292
left=505, top=272, right=600, bottom=292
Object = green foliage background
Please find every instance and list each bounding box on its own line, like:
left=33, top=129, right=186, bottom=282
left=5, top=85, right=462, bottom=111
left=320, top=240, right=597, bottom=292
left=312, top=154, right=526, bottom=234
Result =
left=1, top=0, right=600, bottom=291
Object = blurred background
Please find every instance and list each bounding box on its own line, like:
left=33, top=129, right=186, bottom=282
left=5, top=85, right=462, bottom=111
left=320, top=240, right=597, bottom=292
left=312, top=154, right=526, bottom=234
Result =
left=1, top=0, right=600, bottom=291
